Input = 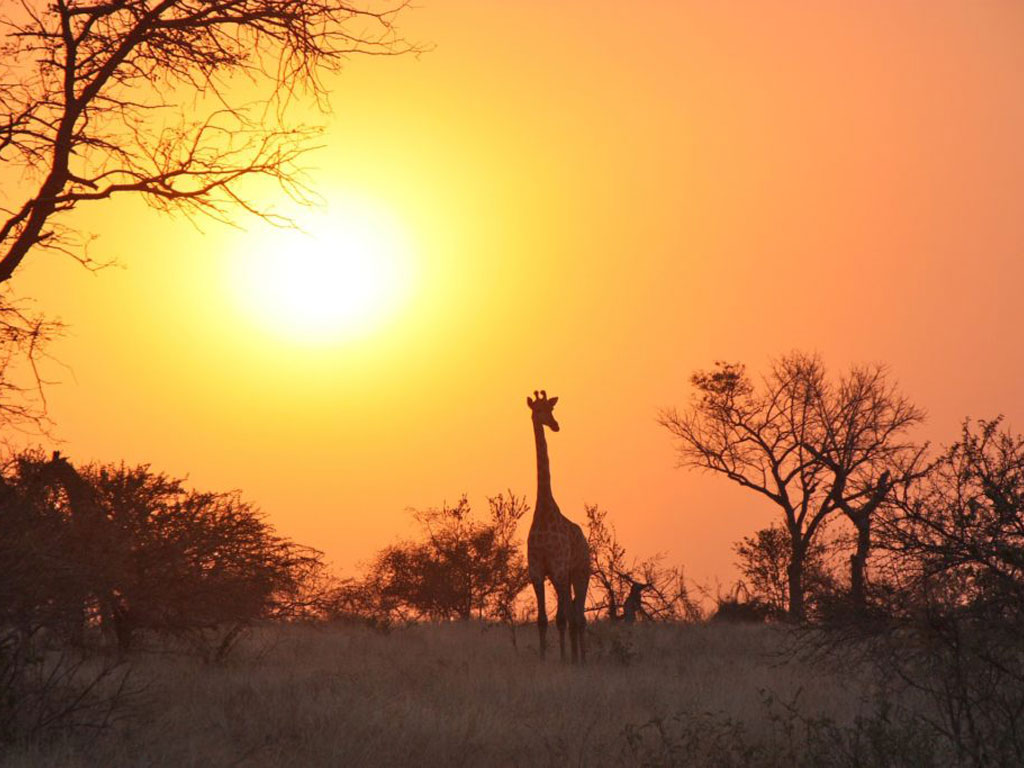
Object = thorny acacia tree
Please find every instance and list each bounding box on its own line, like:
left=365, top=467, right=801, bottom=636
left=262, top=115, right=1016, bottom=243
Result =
left=0, top=0, right=413, bottom=283
left=0, top=453, right=325, bottom=654
left=341, top=494, right=530, bottom=625
left=846, top=419, right=1024, bottom=764
left=659, top=353, right=923, bottom=620
left=882, top=418, right=1024, bottom=621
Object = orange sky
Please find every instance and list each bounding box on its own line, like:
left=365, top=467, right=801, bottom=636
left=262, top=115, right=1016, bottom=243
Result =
left=10, top=0, right=1024, bottom=587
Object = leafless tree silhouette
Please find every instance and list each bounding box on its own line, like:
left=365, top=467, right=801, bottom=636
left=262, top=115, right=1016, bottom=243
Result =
left=801, top=363, right=926, bottom=613
left=660, top=353, right=923, bottom=620
left=0, top=302, right=62, bottom=433
left=584, top=504, right=701, bottom=623
left=0, top=0, right=415, bottom=283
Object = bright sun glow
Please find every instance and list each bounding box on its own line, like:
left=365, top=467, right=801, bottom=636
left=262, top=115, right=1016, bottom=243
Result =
left=235, top=201, right=413, bottom=343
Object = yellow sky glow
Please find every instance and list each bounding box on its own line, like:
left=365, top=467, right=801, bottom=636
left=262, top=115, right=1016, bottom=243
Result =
left=231, top=202, right=414, bottom=344
left=8, top=0, right=1024, bottom=586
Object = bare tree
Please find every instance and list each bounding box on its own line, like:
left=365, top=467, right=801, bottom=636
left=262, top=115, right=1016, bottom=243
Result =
left=0, top=0, right=414, bottom=283
left=584, top=503, right=628, bottom=620
left=584, top=503, right=701, bottom=623
left=660, top=353, right=924, bottom=620
left=660, top=355, right=834, bottom=621
left=803, top=364, right=926, bottom=612
left=882, top=418, right=1024, bottom=620
left=0, top=302, right=62, bottom=433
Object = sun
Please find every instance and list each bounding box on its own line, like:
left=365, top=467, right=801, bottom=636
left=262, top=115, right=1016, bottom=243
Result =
left=234, top=202, right=412, bottom=343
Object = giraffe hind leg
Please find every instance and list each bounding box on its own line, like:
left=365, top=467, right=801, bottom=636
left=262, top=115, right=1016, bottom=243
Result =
left=555, top=583, right=570, bottom=662
left=532, top=578, right=548, bottom=660
left=572, top=571, right=589, bottom=664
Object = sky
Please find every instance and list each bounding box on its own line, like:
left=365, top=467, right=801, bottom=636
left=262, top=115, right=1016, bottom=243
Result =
left=9, top=0, right=1024, bottom=587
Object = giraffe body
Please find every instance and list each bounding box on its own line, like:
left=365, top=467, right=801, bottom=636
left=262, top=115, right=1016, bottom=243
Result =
left=525, top=391, right=589, bottom=663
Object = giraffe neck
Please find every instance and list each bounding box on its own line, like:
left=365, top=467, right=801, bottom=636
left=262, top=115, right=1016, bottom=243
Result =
left=50, top=461, right=101, bottom=524
left=533, top=419, right=555, bottom=514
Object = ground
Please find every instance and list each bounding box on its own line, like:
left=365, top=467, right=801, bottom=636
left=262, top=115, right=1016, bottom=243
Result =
left=2, top=621, right=941, bottom=767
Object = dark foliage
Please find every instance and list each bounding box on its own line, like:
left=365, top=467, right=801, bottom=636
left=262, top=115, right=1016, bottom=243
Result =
left=793, top=419, right=1024, bottom=766
left=0, top=453, right=325, bottom=656
left=866, top=418, right=1024, bottom=765
left=334, top=493, right=529, bottom=625
left=90, top=463, right=324, bottom=647
left=733, top=523, right=840, bottom=621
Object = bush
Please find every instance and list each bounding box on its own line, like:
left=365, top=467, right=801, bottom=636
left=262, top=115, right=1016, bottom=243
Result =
left=0, top=453, right=326, bottom=655
left=827, top=418, right=1024, bottom=766
left=585, top=504, right=702, bottom=623
left=335, top=493, right=529, bottom=625
left=0, top=631, right=135, bottom=746
left=733, top=523, right=840, bottom=621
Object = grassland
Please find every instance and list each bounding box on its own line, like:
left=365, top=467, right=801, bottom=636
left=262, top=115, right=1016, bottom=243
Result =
left=2, top=621, right=942, bottom=767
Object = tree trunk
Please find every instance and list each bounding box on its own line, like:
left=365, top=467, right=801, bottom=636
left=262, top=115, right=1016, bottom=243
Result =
left=849, top=513, right=871, bottom=613
left=787, top=538, right=806, bottom=622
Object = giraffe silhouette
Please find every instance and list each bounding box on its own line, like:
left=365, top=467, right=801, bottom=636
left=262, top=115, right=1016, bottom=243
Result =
left=623, top=579, right=649, bottom=624
left=43, top=452, right=124, bottom=647
left=526, top=390, right=589, bottom=663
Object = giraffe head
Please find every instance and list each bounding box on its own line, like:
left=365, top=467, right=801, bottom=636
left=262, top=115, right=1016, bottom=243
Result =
left=526, top=390, right=559, bottom=432
left=49, top=450, right=72, bottom=471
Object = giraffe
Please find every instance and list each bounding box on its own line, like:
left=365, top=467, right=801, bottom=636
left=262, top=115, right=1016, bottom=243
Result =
left=43, top=452, right=125, bottom=648
left=622, top=579, right=650, bottom=624
left=526, top=390, right=590, bottom=663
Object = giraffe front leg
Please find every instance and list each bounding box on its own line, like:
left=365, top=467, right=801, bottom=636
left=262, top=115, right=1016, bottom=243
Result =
left=532, top=578, right=548, bottom=660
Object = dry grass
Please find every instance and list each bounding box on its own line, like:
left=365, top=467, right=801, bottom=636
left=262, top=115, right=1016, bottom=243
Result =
left=0, top=621, right=932, bottom=767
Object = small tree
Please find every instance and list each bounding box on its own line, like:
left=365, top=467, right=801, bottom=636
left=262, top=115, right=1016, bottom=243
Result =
left=733, top=523, right=837, bottom=619
left=91, top=463, right=324, bottom=651
left=359, top=494, right=529, bottom=623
